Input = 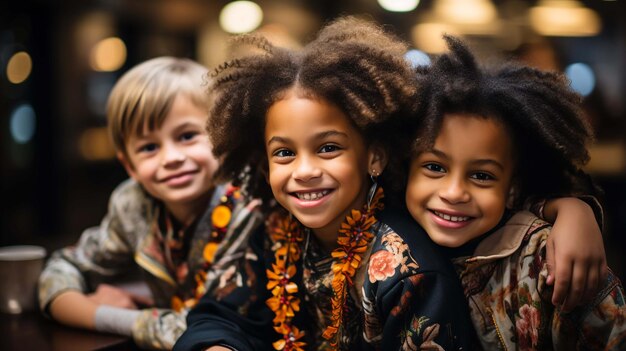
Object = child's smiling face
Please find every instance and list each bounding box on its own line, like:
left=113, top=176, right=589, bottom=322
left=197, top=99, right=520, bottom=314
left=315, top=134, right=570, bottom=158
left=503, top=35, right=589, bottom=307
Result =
left=264, top=92, right=384, bottom=250
left=406, top=113, right=515, bottom=248
left=120, top=94, right=218, bottom=220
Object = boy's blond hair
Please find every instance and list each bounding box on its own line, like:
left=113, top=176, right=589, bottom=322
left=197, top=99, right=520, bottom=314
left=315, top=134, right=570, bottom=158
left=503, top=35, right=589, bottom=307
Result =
left=107, top=57, right=208, bottom=157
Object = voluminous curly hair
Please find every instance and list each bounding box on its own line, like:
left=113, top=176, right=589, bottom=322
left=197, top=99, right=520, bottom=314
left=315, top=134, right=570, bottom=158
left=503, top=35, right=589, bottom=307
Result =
left=206, top=16, right=418, bottom=202
left=396, top=35, right=596, bottom=209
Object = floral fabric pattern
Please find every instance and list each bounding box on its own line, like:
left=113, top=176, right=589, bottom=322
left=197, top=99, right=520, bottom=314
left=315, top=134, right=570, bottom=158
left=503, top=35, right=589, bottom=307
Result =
left=453, top=211, right=626, bottom=351
left=174, top=209, right=476, bottom=351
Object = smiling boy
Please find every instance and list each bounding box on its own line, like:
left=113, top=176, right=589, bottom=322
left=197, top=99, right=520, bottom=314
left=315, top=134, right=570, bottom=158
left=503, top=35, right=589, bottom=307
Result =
left=38, top=57, right=263, bottom=350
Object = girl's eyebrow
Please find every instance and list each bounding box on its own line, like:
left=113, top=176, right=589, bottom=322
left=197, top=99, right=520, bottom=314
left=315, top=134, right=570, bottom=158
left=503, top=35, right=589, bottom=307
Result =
left=267, top=130, right=348, bottom=146
left=428, top=147, right=504, bottom=170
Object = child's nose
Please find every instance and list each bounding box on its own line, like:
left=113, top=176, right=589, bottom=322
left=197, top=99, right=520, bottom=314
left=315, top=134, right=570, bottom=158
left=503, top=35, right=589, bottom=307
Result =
left=161, top=145, right=187, bottom=167
left=439, top=177, right=470, bottom=204
left=292, top=156, right=322, bottom=182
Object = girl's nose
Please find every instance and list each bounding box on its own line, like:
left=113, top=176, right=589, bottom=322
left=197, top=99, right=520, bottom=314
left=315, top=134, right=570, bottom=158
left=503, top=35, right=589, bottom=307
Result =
left=292, top=156, right=322, bottom=182
left=439, top=177, right=470, bottom=204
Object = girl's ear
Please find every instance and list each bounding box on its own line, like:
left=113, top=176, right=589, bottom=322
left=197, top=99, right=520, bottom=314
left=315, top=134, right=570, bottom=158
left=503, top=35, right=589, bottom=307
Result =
left=367, top=144, right=388, bottom=177
left=117, top=151, right=138, bottom=180
left=506, top=179, right=520, bottom=210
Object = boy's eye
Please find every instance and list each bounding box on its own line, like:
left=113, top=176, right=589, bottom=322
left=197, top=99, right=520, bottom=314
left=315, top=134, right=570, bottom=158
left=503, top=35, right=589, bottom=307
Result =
left=423, top=163, right=445, bottom=173
left=318, top=144, right=341, bottom=153
left=179, top=131, right=198, bottom=142
left=470, top=172, right=495, bottom=182
left=138, top=143, right=158, bottom=153
left=273, top=149, right=295, bottom=158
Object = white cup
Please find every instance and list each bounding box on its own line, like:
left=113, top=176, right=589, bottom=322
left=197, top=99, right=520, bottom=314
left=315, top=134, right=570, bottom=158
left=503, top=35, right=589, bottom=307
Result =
left=0, top=245, right=47, bottom=314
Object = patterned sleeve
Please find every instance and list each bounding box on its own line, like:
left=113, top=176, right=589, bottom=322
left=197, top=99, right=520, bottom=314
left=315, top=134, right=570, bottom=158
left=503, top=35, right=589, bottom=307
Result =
left=363, top=228, right=476, bottom=351
left=131, top=309, right=187, bottom=350
left=552, top=271, right=626, bottom=350
left=38, top=179, right=148, bottom=314
left=525, top=195, right=605, bottom=231
left=174, top=227, right=275, bottom=351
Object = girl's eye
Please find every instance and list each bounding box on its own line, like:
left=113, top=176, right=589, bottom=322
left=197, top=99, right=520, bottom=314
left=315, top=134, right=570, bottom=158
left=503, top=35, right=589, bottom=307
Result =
left=139, top=143, right=158, bottom=153
left=470, top=172, right=495, bottom=182
left=319, top=144, right=341, bottom=153
left=179, top=131, right=198, bottom=142
left=423, top=163, right=445, bottom=173
left=273, top=149, right=295, bottom=158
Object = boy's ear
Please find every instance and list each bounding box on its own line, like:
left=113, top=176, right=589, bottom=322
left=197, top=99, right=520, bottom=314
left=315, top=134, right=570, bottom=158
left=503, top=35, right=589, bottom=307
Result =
left=117, top=151, right=137, bottom=180
left=367, top=144, right=388, bottom=177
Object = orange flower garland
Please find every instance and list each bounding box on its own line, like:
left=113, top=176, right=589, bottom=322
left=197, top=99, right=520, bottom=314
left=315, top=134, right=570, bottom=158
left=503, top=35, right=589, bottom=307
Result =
left=323, top=186, right=383, bottom=347
left=266, top=186, right=384, bottom=351
left=171, top=185, right=241, bottom=312
left=266, top=213, right=306, bottom=351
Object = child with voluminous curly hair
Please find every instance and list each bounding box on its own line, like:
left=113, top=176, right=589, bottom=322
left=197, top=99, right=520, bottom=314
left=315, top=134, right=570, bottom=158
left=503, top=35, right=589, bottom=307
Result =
left=401, top=36, right=626, bottom=350
left=174, top=17, right=478, bottom=351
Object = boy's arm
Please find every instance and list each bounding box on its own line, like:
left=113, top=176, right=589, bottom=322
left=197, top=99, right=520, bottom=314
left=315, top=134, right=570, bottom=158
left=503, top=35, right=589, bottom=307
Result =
left=39, top=181, right=143, bottom=326
left=541, top=197, right=608, bottom=312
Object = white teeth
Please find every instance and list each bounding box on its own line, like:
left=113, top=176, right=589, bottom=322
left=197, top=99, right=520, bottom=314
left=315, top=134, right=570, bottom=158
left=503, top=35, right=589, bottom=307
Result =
left=434, top=211, right=470, bottom=222
left=296, top=190, right=329, bottom=201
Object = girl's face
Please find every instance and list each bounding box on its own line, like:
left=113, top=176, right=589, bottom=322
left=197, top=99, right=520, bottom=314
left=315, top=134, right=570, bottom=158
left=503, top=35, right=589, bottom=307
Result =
left=265, top=93, right=384, bottom=250
left=405, top=113, right=515, bottom=248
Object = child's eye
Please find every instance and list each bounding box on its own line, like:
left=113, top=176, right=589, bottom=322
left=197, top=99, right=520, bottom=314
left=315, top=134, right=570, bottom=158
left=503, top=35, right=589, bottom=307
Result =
left=179, top=131, right=198, bottom=142
left=273, top=149, right=295, bottom=158
left=318, top=144, right=341, bottom=153
left=470, top=172, right=495, bottom=182
left=138, top=143, right=158, bottom=154
left=423, top=163, right=445, bottom=173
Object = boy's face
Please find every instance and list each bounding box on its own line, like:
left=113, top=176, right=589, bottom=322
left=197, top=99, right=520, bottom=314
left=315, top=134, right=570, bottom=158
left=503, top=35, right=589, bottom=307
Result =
left=120, top=94, right=218, bottom=216
left=405, top=113, right=514, bottom=248
left=264, top=94, right=385, bottom=248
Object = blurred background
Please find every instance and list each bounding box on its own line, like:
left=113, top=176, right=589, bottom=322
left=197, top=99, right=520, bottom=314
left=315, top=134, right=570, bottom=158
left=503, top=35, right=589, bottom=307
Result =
left=1, top=0, right=624, bottom=282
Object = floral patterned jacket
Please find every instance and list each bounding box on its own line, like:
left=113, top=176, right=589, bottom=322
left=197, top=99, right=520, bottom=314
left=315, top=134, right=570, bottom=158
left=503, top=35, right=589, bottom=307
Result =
left=452, top=210, right=626, bottom=351
left=174, top=208, right=477, bottom=351
left=38, top=179, right=263, bottom=350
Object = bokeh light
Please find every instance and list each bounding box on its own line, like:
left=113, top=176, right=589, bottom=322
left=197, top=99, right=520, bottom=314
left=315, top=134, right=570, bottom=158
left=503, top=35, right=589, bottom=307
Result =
left=90, top=37, right=127, bottom=72
left=219, top=1, right=264, bottom=34
left=565, top=62, right=595, bottom=97
left=404, top=49, right=431, bottom=68
left=6, top=51, right=32, bottom=84
left=378, top=0, right=420, bottom=12
left=10, top=104, right=36, bottom=144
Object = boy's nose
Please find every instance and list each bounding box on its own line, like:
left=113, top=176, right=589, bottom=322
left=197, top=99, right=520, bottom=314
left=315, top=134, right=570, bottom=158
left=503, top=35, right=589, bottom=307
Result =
left=161, top=146, right=187, bottom=167
left=292, top=157, right=322, bottom=182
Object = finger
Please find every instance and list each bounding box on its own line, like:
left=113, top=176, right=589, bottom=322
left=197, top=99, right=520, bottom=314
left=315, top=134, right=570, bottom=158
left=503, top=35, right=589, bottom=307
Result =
left=562, top=262, right=587, bottom=313
left=551, top=258, right=572, bottom=307
left=131, top=294, right=155, bottom=307
left=582, top=262, right=599, bottom=303
left=545, top=238, right=556, bottom=286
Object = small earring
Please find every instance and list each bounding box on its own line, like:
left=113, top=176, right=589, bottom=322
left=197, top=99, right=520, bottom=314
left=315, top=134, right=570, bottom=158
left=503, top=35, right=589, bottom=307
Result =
left=367, top=169, right=379, bottom=210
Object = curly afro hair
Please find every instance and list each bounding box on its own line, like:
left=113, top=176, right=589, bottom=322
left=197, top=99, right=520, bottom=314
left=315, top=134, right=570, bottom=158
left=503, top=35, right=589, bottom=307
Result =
left=206, top=16, right=418, bottom=202
left=391, top=35, right=597, bottom=209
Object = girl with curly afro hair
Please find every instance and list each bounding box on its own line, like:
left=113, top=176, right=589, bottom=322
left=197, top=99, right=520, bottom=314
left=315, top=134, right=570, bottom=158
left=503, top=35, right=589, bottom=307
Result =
left=174, top=17, right=477, bottom=351
left=399, top=36, right=625, bottom=350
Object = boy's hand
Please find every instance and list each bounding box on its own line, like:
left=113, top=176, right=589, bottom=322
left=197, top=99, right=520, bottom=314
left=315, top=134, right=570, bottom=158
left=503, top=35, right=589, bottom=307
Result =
left=87, top=284, right=153, bottom=309
left=544, top=198, right=608, bottom=312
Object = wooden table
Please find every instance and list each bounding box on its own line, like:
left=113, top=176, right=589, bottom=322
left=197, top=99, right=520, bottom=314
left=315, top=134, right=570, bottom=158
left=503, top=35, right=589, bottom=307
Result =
left=0, top=311, right=138, bottom=350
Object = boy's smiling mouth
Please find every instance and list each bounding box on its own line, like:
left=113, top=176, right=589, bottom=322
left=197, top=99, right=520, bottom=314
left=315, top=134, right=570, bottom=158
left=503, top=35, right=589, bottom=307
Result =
left=160, top=170, right=198, bottom=184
